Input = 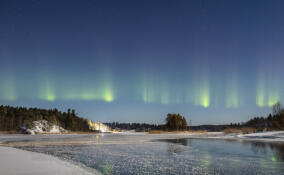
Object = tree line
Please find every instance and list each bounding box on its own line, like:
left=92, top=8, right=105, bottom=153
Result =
left=1, top=102, right=284, bottom=133
left=105, top=113, right=188, bottom=131
left=0, top=105, right=91, bottom=131
left=104, top=122, right=164, bottom=132
left=227, top=102, right=284, bottom=131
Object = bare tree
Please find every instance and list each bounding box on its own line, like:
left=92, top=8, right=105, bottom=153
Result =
left=273, top=102, right=282, bottom=116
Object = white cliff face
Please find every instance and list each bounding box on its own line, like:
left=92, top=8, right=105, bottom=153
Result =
left=29, top=120, right=67, bottom=134
left=22, top=120, right=110, bottom=134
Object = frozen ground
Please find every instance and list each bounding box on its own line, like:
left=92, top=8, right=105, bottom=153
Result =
left=1, top=132, right=284, bottom=175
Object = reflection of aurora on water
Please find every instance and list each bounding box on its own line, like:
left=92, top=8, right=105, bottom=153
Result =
left=247, top=141, right=284, bottom=162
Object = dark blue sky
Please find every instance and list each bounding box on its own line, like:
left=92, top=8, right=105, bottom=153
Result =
left=1, top=0, right=284, bottom=125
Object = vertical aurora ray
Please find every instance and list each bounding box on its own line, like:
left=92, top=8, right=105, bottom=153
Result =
left=200, top=87, right=210, bottom=108
left=140, top=75, right=157, bottom=103
left=82, top=70, right=115, bottom=102
left=256, top=69, right=281, bottom=107
left=160, top=86, right=170, bottom=104
left=142, top=84, right=156, bottom=103
left=226, top=89, right=239, bottom=108
left=191, top=60, right=211, bottom=108
left=226, top=74, right=239, bottom=108
left=142, top=86, right=148, bottom=103
left=101, top=79, right=114, bottom=102
left=194, top=82, right=210, bottom=108
left=267, top=73, right=281, bottom=107
left=38, top=77, right=56, bottom=101
left=256, top=74, right=266, bottom=107
left=160, top=93, right=169, bottom=104
left=256, top=89, right=265, bottom=107
left=98, top=68, right=115, bottom=102
left=0, top=77, right=17, bottom=101
left=200, top=85, right=210, bottom=108
left=267, top=87, right=280, bottom=107
left=256, top=86, right=280, bottom=107
left=194, top=76, right=210, bottom=108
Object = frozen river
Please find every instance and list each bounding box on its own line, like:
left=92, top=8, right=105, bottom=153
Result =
left=1, top=133, right=284, bottom=175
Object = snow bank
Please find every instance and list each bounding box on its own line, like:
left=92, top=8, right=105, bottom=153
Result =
left=0, top=146, right=99, bottom=175
left=238, top=131, right=284, bottom=139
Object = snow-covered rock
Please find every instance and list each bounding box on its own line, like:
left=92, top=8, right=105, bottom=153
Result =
left=22, top=120, right=67, bottom=134
left=25, top=129, right=35, bottom=135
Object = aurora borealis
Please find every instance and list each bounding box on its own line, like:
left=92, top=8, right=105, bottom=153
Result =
left=1, top=0, right=284, bottom=124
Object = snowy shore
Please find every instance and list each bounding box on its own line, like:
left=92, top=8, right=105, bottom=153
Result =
left=0, top=146, right=99, bottom=175
left=195, top=131, right=284, bottom=142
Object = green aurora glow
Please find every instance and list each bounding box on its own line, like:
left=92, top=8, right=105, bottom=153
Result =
left=0, top=72, right=282, bottom=108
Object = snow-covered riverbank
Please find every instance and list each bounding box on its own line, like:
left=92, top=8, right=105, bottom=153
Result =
left=0, top=146, right=99, bottom=175
left=196, top=131, right=284, bottom=142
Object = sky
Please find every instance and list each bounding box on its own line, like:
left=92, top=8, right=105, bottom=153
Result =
left=1, top=0, right=284, bottom=125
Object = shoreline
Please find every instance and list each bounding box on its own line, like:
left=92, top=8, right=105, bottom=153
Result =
left=1, top=131, right=284, bottom=147
left=0, top=146, right=100, bottom=175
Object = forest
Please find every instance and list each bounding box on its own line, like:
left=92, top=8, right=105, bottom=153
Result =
left=0, top=105, right=90, bottom=131
left=228, top=102, right=284, bottom=131
left=1, top=102, right=284, bottom=132
left=107, top=102, right=284, bottom=132
left=105, top=113, right=187, bottom=131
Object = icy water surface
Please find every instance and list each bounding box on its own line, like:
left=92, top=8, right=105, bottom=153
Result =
left=4, top=134, right=284, bottom=175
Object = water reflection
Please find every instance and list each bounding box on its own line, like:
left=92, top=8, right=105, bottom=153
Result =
left=156, top=138, right=189, bottom=155
left=166, top=143, right=185, bottom=155
left=157, top=138, right=284, bottom=162
left=158, top=138, right=188, bottom=146
left=245, top=141, right=284, bottom=162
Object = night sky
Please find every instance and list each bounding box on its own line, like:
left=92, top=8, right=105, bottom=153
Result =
left=1, top=0, right=284, bottom=125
